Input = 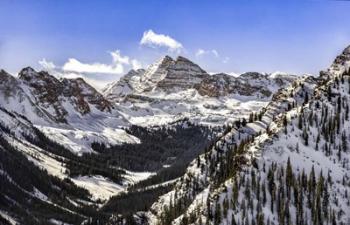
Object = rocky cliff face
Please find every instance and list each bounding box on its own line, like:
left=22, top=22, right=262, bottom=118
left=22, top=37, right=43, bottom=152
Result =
left=0, top=69, right=24, bottom=100
left=196, top=72, right=297, bottom=97
left=104, top=56, right=297, bottom=101
left=104, top=55, right=210, bottom=99
left=148, top=46, right=350, bottom=225
left=101, top=56, right=298, bottom=126
left=19, top=67, right=68, bottom=122
left=0, top=67, right=113, bottom=124
left=323, top=45, right=350, bottom=77
left=61, top=77, right=112, bottom=114
left=156, top=56, right=209, bottom=91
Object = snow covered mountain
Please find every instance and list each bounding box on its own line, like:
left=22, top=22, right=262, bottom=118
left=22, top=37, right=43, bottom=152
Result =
left=0, top=56, right=296, bottom=155
left=0, top=67, right=139, bottom=154
left=103, top=56, right=297, bottom=126
left=3, top=49, right=349, bottom=225
left=147, top=46, right=350, bottom=225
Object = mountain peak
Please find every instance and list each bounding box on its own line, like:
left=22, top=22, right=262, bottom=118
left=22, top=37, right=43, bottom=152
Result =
left=156, top=55, right=175, bottom=68
left=0, top=69, right=17, bottom=84
left=163, top=55, right=174, bottom=61
left=0, top=69, right=11, bottom=77
left=175, top=55, right=192, bottom=62
left=18, top=67, right=37, bottom=80
left=326, top=44, right=350, bottom=76
left=343, top=45, right=350, bottom=54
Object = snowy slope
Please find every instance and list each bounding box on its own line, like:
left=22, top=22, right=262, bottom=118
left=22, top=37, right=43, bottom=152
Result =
left=0, top=68, right=140, bottom=154
left=0, top=55, right=296, bottom=156
left=148, top=75, right=317, bottom=224
left=149, top=46, right=350, bottom=225
left=104, top=56, right=298, bottom=126
left=0, top=109, right=150, bottom=201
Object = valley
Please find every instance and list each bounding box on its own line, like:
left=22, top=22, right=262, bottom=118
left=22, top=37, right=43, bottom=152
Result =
left=0, top=47, right=349, bottom=225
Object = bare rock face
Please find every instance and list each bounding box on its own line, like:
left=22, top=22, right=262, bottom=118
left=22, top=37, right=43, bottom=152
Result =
left=156, top=56, right=209, bottom=91
left=196, top=73, right=235, bottom=97
left=62, top=78, right=112, bottom=114
left=19, top=67, right=68, bottom=122
left=103, top=55, right=209, bottom=98
left=104, top=55, right=297, bottom=101
left=197, top=72, right=296, bottom=98
left=19, top=67, right=64, bottom=104
left=0, top=69, right=23, bottom=99
left=15, top=67, right=112, bottom=123
left=325, top=45, right=350, bottom=77
left=140, top=56, right=175, bottom=91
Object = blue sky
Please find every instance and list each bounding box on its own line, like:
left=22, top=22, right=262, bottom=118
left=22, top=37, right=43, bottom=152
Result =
left=1, top=0, right=350, bottom=88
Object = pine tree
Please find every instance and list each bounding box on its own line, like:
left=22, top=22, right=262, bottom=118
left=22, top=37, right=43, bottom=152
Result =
left=298, top=114, right=303, bottom=130
left=302, top=128, right=309, bottom=146
left=286, top=157, right=293, bottom=198
left=304, top=92, right=309, bottom=105
left=283, top=115, right=288, bottom=134
left=342, top=131, right=348, bottom=152
left=214, top=202, right=222, bottom=225
left=267, top=166, right=275, bottom=213
left=323, top=183, right=329, bottom=222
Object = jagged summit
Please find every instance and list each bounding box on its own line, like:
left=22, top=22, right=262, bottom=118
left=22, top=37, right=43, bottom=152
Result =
left=0, top=68, right=10, bottom=75
left=148, top=45, right=350, bottom=225
left=324, top=45, right=350, bottom=77
left=18, top=67, right=36, bottom=79
left=103, top=55, right=210, bottom=97
left=103, top=55, right=297, bottom=101
left=18, top=66, right=36, bottom=75
left=161, top=55, right=175, bottom=63
left=0, top=69, right=15, bottom=80
left=343, top=44, right=350, bottom=54
left=0, top=68, right=115, bottom=124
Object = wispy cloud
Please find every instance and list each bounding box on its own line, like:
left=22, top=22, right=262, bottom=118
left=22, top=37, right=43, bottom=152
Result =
left=38, top=58, right=56, bottom=71
left=38, top=50, right=143, bottom=90
left=60, top=50, right=141, bottom=75
left=140, top=30, right=183, bottom=52
left=62, top=58, right=124, bottom=74
left=63, top=55, right=120, bottom=75
left=195, top=48, right=220, bottom=58
left=131, top=59, right=142, bottom=70
left=222, top=57, right=230, bottom=64
left=195, top=48, right=230, bottom=64
left=110, top=50, right=130, bottom=65
left=38, top=59, right=107, bottom=89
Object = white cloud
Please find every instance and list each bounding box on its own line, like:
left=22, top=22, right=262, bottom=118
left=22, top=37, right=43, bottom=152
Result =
left=222, top=57, right=230, bottom=64
left=195, top=48, right=220, bottom=58
left=110, top=50, right=130, bottom=65
left=195, top=49, right=206, bottom=57
left=211, top=50, right=219, bottom=58
left=59, top=72, right=109, bottom=90
left=131, top=59, right=142, bottom=70
left=37, top=61, right=107, bottom=90
left=63, top=58, right=124, bottom=74
left=38, top=58, right=56, bottom=71
left=62, top=50, right=135, bottom=74
left=38, top=50, right=144, bottom=90
left=140, top=30, right=183, bottom=52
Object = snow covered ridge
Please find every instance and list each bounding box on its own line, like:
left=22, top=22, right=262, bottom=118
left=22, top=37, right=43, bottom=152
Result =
left=103, top=55, right=298, bottom=99
left=0, top=106, right=157, bottom=224
left=199, top=69, right=350, bottom=225
left=148, top=75, right=318, bottom=224
left=0, top=67, right=138, bottom=154
left=0, top=56, right=297, bottom=154
left=149, top=46, right=350, bottom=225
left=103, top=55, right=298, bottom=126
